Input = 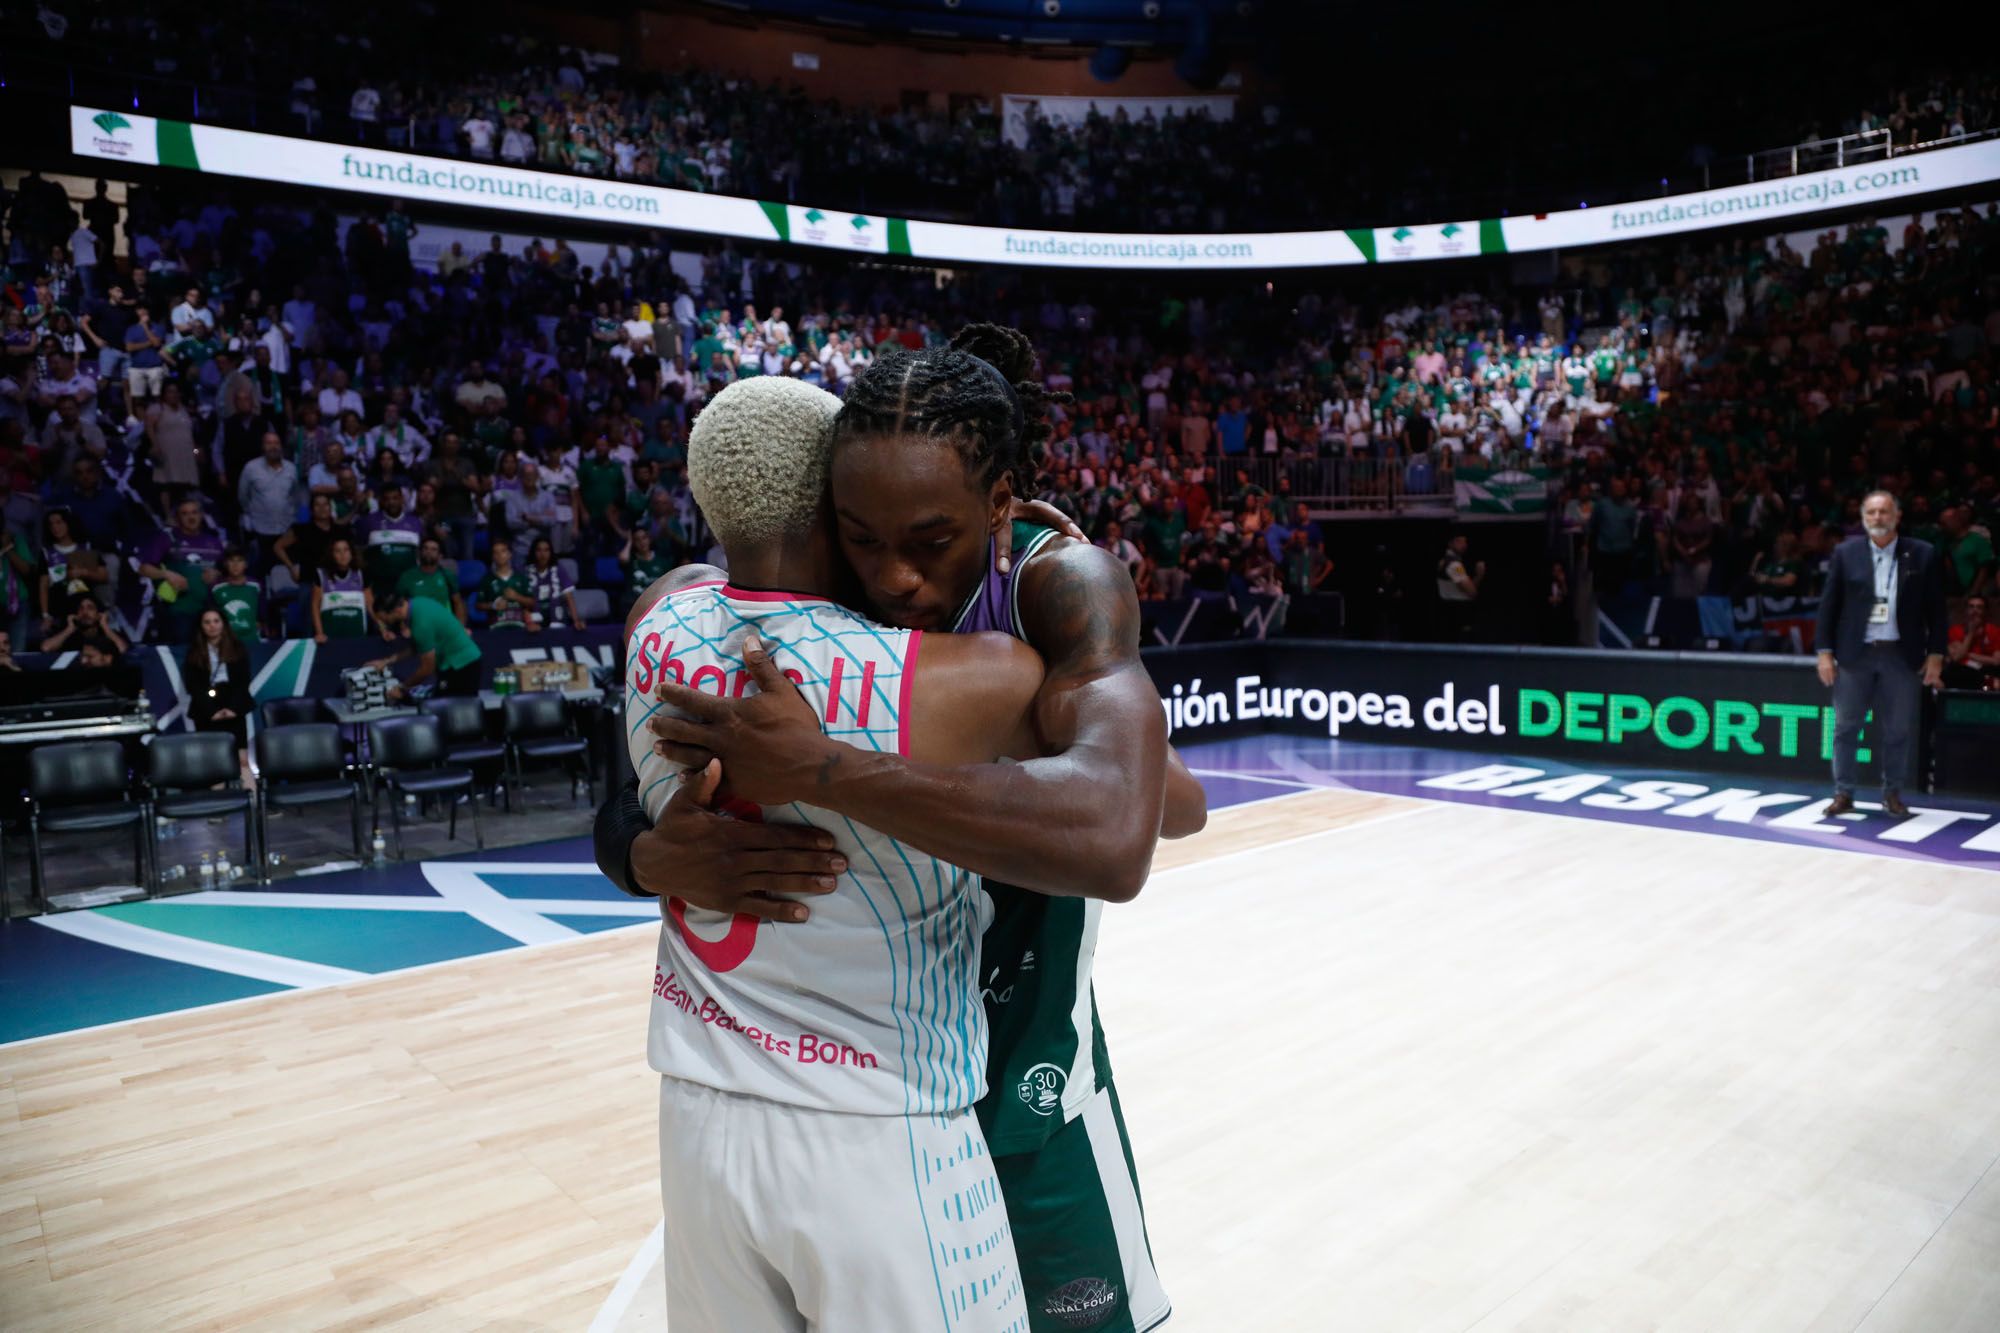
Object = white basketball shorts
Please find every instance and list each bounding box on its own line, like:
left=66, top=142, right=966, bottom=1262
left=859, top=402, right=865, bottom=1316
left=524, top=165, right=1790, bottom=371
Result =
left=658, top=1076, right=1029, bottom=1333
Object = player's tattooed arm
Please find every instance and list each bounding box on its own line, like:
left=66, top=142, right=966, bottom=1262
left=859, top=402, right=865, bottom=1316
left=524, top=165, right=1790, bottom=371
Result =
left=1015, top=540, right=1205, bottom=846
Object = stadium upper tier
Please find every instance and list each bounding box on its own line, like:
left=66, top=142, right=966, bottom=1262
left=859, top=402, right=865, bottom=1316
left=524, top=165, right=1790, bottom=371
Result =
left=4, top=1, right=1994, bottom=234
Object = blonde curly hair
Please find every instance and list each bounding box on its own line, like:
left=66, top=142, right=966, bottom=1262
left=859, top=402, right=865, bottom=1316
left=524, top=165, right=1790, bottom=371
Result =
left=687, top=376, right=842, bottom=550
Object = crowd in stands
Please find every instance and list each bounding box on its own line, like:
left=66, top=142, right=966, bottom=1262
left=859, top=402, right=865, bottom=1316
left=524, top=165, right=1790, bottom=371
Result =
left=9, top=1, right=1998, bottom=233
left=2, top=153, right=1997, bottom=684
left=1830, top=74, right=2000, bottom=151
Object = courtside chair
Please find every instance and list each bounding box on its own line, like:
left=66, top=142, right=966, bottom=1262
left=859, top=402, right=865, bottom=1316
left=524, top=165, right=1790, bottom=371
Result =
left=253, top=723, right=364, bottom=881
left=22, top=741, right=153, bottom=915
left=502, top=691, right=594, bottom=811
left=423, top=696, right=507, bottom=802
left=148, top=732, right=258, bottom=893
left=256, top=696, right=324, bottom=730
left=367, top=716, right=481, bottom=859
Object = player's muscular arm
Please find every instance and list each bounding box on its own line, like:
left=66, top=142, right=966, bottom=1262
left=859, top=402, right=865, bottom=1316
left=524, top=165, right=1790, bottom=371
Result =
left=652, top=545, right=1197, bottom=900
left=1161, top=745, right=1206, bottom=839
left=1014, top=542, right=1202, bottom=845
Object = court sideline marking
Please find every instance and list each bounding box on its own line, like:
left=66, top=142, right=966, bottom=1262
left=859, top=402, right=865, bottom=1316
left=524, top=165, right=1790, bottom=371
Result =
left=34, top=911, right=367, bottom=987
left=590, top=1217, right=668, bottom=1333
left=0, top=867, right=644, bottom=1050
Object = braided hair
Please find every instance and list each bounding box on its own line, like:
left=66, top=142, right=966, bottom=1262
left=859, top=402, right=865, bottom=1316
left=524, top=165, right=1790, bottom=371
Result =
left=832, top=322, right=1073, bottom=491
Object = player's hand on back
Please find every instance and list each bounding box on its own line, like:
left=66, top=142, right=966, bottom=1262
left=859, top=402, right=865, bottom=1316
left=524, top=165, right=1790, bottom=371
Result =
left=652, top=633, right=832, bottom=806
left=998, top=499, right=1085, bottom=574
left=637, top=759, right=846, bottom=924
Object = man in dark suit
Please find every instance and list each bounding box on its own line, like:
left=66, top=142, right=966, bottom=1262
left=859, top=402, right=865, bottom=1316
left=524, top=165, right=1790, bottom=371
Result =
left=1815, top=490, right=1947, bottom=816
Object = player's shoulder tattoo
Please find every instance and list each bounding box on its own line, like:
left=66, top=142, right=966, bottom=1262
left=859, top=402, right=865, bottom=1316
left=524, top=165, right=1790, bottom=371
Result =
left=1017, top=541, right=1141, bottom=676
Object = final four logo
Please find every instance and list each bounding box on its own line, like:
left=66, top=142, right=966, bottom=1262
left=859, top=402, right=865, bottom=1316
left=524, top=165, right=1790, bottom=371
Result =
left=1041, top=1275, right=1120, bottom=1328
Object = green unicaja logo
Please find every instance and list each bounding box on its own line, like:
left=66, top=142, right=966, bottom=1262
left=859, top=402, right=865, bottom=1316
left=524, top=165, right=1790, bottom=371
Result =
left=92, top=112, right=131, bottom=136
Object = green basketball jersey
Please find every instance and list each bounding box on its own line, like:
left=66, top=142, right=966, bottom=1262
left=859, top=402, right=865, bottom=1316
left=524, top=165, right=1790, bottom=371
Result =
left=212, top=581, right=261, bottom=641
left=480, top=571, right=531, bottom=629
left=977, top=886, right=1110, bottom=1155
left=953, top=520, right=1114, bottom=1156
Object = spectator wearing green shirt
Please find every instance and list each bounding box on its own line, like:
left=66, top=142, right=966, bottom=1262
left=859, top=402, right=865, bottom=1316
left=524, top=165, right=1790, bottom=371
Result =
left=396, top=537, right=466, bottom=624
left=1940, top=505, right=1994, bottom=599
left=369, top=591, right=482, bottom=698
left=637, top=486, right=689, bottom=566
left=210, top=547, right=264, bottom=642
left=621, top=459, right=660, bottom=531
left=688, top=324, right=726, bottom=379
left=476, top=541, right=536, bottom=631
left=639, top=416, right=685, bottom=468
left=1562, top=347, right=1592, bottom=403
left=575, top=433, right=629, bottom=562
left=1590, top=340, right=1621, bottom=392
left=619, top=525, right=675, bottom=614
left=161, top=330, right=220, bottom=379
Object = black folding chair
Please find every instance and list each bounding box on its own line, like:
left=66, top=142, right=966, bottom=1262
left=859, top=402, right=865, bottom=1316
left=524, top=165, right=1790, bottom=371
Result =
left=423, top=695, right=507, bottom=802
left=253, top=723, right=364, bottom=881
left=502, top=691, right=594, bottom=810
left=367, top=716, right=481, bottom=859
left=15, top=741, right=152, bottom=914
left=148, top=731, right=257, bottom=892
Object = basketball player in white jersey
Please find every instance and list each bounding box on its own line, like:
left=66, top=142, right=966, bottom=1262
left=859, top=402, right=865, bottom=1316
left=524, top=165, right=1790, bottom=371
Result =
left=627, top=376, right=1048, bottom=1332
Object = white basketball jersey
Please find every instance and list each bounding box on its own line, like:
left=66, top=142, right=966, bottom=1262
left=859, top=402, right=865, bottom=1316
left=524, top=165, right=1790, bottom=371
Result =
left=627, top=580, right=989, bottom=1116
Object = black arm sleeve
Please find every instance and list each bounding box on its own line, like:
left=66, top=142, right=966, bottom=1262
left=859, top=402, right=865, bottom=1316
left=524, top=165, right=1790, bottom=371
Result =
left=593, top=779, right=652, bottom=897
left=594, top=720, right=652, bottom=897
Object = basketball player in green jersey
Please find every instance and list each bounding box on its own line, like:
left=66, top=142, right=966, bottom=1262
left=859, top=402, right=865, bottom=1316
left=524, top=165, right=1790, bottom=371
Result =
left=601, top=323, right=1203, bottom=1333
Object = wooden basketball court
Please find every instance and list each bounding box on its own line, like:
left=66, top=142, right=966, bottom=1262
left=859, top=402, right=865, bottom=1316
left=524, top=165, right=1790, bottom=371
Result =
left=5, top=785, right=1998, bottom=1330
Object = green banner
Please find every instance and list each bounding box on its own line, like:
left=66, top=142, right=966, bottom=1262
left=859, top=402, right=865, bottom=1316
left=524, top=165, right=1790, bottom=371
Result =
left=1454, top=466, right=1553, bottom=516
